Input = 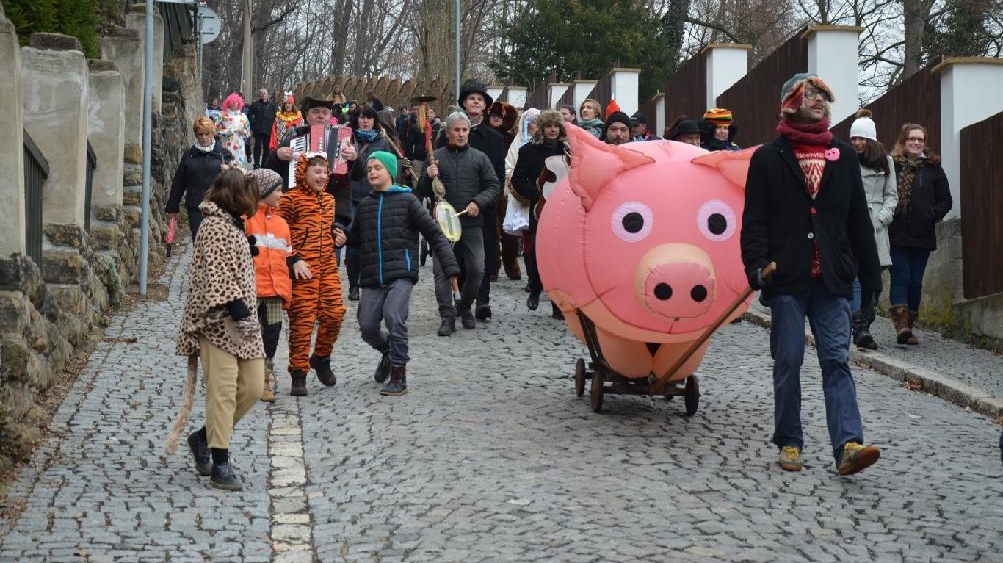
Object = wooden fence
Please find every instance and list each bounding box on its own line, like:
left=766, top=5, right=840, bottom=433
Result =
left=663, top=53, right=707, bottom=129
left=717, top=30, right=808, bottom=146
left=960, top=112, right=1003, bottom=299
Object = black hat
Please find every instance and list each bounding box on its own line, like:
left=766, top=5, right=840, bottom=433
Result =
left=603, top=111, right=631, bottom=135
left=670, top=119, right=701, bottom=140
left=630, top=113, right=647, bottom=126
left=458, top=80, right=493, bottom=108
left=300, top=94, right=337, bottom=114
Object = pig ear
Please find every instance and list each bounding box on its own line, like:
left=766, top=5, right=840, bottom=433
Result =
left=691, top=146, right=760, bottom=191
left=566, top=124, right=654, bottom=210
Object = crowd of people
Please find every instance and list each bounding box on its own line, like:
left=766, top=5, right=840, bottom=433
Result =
left=169, top=73, right=966, bottom=491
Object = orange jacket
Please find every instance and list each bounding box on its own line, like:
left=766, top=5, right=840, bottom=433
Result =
left=246, top=203, right=293, bottom=306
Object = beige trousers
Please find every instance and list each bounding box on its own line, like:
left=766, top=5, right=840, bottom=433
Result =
left=199, top=337, right=264, bottom=450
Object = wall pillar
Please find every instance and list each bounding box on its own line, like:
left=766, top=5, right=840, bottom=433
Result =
left=572, top=80, right=598, bottom=112
left=650, top=92, right=666, bottom=139
left=933, top=57, right=1003, bottom=220
left=487, top=85, right=505, bottom=106
left=0, top=10, right=25, bottom=257
left=101, top=28, right=142, bottom=164
left=548, top=82, right=570, bottom=110
left=703, top=43, right=751, bottom=110
left=506, top=86, right=527, bottom=110
left=805, top=25, right=863, bottom=125
left=610, top=68, right=640, bottom=116
left=87, top=59, right=126, bottom=252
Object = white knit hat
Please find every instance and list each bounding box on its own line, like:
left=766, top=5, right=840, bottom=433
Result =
left=849, top=114, right=877, bottom=141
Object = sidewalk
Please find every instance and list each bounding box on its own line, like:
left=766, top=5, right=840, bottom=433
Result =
left=744, top=299, right=1003, bottom=420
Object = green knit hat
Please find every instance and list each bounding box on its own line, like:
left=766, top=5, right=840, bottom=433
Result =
left=367, top=151, right=398, bottom=181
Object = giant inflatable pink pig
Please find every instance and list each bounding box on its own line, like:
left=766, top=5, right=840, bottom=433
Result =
left=537, top=124, right=756, bottom=383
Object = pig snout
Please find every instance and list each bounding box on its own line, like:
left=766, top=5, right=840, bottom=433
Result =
left=635, top=244, right=716, bottom=319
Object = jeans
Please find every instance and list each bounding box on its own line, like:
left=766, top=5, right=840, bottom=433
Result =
left=769, top=281, right=865, bottom=463
left=433, top=226, right=484, bottom=317
left=357, top=278, right=413, bottom=366
left=252, top=132, right=271, bottom=167
left=889, top=246, right=930, bottom=310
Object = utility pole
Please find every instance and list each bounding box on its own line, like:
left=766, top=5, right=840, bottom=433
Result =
left=241, top=0, right=253, bottom=99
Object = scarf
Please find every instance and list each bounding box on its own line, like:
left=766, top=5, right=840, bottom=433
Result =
left=354, top=128, right=379, bottom=143
left=579, top=117, right=602, bottom=132
left=893, top=154, right=923, bottom=218
left=194, top=140, right=216, bottom=153
left=776, top=117, right=832, bottom=146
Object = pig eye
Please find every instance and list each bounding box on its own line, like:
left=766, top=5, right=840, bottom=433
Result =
left=697, top=200, right=736, bottom=241
left=611, top=201, right=653, bottom=242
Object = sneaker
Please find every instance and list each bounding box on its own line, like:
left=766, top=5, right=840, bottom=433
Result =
left=187, top=431, right=212, bottom=476
left=210, top=462, right=243, bottom=491
left=475, top=304, right=492, bottom=321
left=309, top=355, right=336, bottom=387
left=380, top=366, right=408, bottom=396
left=837, top=443, right=880, bottom=476
left=374, top=352, right=391, bottom=383
left=778, top=445, right=803, bottom=471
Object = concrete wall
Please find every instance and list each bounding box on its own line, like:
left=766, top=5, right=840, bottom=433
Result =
left=21, top=35, right=89, bottom=230
left=933, top=58, right=1003, bottom=220
left=0, top=11, right=25, bottom=256
left=806, top=26, right=863, bottom=125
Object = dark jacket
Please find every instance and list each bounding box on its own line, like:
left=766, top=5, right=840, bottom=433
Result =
left=888, top=158, right=952, bottom=250
left=348, top=187, right=459, bottom=287
left=348, top=134, right=391, bottom=202
left=166, top=142, right=233, bottom=213
left=511, top=140, right=566, bottom=232
left=436, top=122, right=506, bottom=189
left=264, top=125, right=352, bottom=230
left=247, top=99, right=278, bottom=135
left=416, top=144, right=501, bottom=229
left=741, top=136, right=881, bottom=299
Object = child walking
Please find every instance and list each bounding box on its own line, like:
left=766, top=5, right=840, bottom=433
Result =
left=343, top=151, right=459, bottom=395
left=173, top=169, right=264, bottom=491
left=276, top=152, right=348, bottom=396
left=246, top=168, right=293, bottom=401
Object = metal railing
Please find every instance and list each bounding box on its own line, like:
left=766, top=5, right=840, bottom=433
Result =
left=85, top=141, right=97, bottom=231
left=23, top=130, right=48, bottom=266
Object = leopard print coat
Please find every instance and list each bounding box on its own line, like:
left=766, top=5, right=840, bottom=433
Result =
left=176, top=201, right=265, bottom=360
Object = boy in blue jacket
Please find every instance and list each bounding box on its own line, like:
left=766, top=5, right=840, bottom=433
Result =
left=342, top=152, right=460, bottom=395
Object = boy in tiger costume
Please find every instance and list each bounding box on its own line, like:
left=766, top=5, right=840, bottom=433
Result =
left=276, top=152, right=347, bottom=396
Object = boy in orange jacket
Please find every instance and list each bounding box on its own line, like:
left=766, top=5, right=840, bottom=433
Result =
left=246, top=169, right=294, bottom=401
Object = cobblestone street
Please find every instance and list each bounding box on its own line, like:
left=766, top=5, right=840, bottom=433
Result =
left=1, top=251, right=1001, bottom=562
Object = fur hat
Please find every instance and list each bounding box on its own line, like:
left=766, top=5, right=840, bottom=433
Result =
left=458, top=80, right=494, bottom=108
left=850, top=108, right=877, bottom=141
left=249, top=168, right=283, bottom=199
left=531, top=109, right=566, bottom=144
left=779, top=73, right=834, bottom=117
left=488, top=101, right=519, bottom=132
left=703, top=108, right=733, bottom=125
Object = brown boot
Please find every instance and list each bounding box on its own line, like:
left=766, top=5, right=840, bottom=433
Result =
left=905, top=310, right=920, bottom=345
left=890, top=305, right=913, bottom=344
left=260, top=359, right=276, bottom=402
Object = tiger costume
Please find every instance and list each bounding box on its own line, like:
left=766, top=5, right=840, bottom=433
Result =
left=276, top=153, right=346, bottom=393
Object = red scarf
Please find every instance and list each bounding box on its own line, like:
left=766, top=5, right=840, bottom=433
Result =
left=776, top=117, right=832, bottom=146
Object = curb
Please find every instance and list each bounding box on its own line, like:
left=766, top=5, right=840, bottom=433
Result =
left=742, top=310, right=1003, bottom=421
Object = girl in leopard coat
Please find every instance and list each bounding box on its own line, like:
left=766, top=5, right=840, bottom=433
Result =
left=175, top=168, right=265, bottom=491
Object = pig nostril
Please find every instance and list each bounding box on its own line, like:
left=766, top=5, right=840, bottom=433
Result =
left=654, top=283, right=673, bottom=300
left=691, top=285, right=708, bottom=302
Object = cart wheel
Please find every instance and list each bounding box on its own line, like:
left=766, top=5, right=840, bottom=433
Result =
left=590, top=368, right=605, bottom=413
left=684, top=375, right=700, bottom=416
left=574, top=358, right=586, bottom=397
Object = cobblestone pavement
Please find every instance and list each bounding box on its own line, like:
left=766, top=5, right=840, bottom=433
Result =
left=1, top=250, right=1001, bottom=562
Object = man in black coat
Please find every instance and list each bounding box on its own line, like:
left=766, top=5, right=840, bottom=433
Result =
left=419, top=111, right=501, bottom=336
left=741, top=72, right=882, bottom=477
left=438, top=81, right=506, bottom=321
left=247, top=89, right=277, bottom=169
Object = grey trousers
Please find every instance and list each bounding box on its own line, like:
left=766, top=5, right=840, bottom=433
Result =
left=357, top=279, right=413, bottom=367
left=433, top=226, right=484, bottom=318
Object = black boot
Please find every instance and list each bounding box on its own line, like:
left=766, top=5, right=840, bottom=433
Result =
left=854, top=310, right=878, bottom=350
left=187, top=429, right=211, bottom=476
left=210, top=462, right=243, bottom=491
left=460, top=308, right=476, bottom=329
left=550, top=303, right=564, bottom=320
left=527, top=292, right=540, bottom=311
left=290, top=369, right=308, bottom=396
left=348, top=285, right=360, bottom=301
left=380, top=365, right=408, bottom=396
left=309, top=355, right=336, bottom=387
left=374, top=352, right=391, bottom=383
left=437, top=317, right=455, bottom=337
left=475, top=303, right=492, bottom=321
